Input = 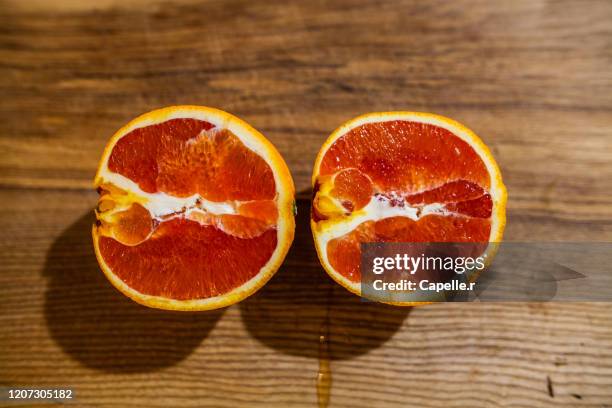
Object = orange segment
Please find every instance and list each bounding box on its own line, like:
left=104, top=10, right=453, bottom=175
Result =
left=373, top=215, right=491, bottom=242
left=107, top=118, right=212, bottom=194
left=93, top=106, right=295, bottom=311
left=311, top=112, right=507, bottom=304
left=215, top=214, right=275, bottom=239
left=445, top=194, right=493, bottom=218
left=184, top=211, right=272, bottom=240
left=99, top=203, right=155, bottom=246
left=238, top=200, right=278, bottom=225
left=327, top=221, right=375, bottom=281
left=405, top=180, right=487, bottom=205
left=331, top=168, right=373, bottom=212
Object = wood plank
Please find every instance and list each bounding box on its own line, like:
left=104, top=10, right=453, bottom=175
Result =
left=1, top=0, right=612, bottom=406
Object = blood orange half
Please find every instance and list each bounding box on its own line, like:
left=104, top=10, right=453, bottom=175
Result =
left=93, top=106, right=295, bottom=311
left=311, top=112, right=507, bottom=303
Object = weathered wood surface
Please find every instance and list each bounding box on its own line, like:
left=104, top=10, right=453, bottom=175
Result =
left=1, top=0, right=612, bottom=406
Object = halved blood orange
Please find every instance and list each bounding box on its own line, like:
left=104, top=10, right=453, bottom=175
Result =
left=93, top=106, right=295, bottom=311
left=311, top=112, right=507, bottom=303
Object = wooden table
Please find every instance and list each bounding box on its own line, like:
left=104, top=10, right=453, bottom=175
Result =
left=1, top=0, right=612, bottom=406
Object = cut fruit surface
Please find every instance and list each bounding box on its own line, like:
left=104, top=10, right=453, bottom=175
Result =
left=93, top=106, right=295, bottom=311
left=311, top=112, right=507, bottom=303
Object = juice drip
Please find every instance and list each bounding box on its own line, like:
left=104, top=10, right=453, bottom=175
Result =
left=317, top=330, right=331, bottom=408
left=317, top=289, right=332, bottom=408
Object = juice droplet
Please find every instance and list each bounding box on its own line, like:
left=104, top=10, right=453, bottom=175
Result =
left=317, top=290, right=332, bottom=408
left=317, top=331, right=331, bottom=408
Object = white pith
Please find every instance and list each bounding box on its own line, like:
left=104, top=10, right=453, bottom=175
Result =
left=101, top=171, right=240, bottom=220
left=315, top=193, right=452, bottom=254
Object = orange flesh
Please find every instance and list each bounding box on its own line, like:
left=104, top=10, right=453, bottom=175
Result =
left=332, top=169, right=373, bottom=212
left=108, top=118, right=275, bottom=201
left=102, top=203, right=154, bottom=246
left=99, top=219, right=277, bottom=300
left=97, top=118, right=278, bottom=300
left=314, top=120, right=493, bottom=282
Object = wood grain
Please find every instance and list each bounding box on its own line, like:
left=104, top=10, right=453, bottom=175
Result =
left=1, top=0, right=612, bottom=406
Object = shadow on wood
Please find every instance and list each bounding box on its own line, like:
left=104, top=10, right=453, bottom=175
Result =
left=43, top=212, right=222, bottom=373
left=240, top=198, right=411, bottom=360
